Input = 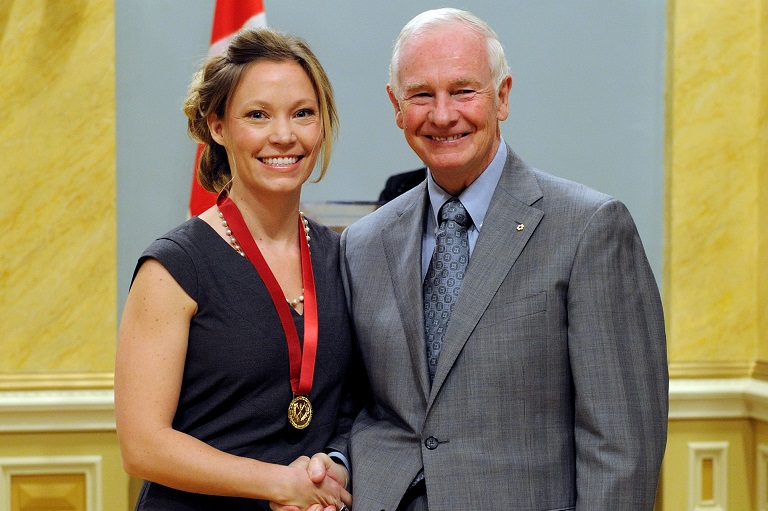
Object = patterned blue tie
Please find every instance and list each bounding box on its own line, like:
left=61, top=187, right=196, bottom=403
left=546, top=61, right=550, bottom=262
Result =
left=423, top=197, right=472, bottom=384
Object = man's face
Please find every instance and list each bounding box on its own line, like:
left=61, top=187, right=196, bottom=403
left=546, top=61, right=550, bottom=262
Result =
left=388, top=23, right=511, bottom=195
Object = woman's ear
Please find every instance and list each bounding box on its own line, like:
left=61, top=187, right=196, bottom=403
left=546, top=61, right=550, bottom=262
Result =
left=208, top=114, right=225, bottom=146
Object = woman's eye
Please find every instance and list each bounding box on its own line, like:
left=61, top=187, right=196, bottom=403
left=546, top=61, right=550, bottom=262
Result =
left=295, top=108, right=316, bottom=118
left=248, top=111, right=265, bottom=119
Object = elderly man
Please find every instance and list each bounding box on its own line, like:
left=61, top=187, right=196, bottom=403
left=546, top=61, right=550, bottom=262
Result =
left=300, top=8, right=668, bottom=511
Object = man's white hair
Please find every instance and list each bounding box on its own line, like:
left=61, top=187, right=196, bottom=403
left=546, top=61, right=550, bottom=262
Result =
left=389, top=8, right=510, bottom=98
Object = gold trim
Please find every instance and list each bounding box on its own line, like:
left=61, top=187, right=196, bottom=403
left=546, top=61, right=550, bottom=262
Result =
left=668, top=361, right=752, bottom=380
left=0, top=373, right=114, bottom=391
left=751, top=362, right=768, bottom=382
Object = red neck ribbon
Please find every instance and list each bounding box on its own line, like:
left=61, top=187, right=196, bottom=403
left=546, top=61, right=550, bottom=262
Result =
left=217, top=194, right=318, bottom=397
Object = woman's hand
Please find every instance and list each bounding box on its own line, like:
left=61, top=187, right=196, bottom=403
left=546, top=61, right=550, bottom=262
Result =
left=270, top=454, right=351, bottom=511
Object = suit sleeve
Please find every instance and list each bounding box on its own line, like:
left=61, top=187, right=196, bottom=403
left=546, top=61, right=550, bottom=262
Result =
left=325, top=227, right=370, bottom=465
left=567, top=199, right=668, bottom=510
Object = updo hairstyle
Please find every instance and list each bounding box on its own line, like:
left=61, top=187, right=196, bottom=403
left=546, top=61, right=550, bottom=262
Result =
left=183, top=28, right=338, bottom=193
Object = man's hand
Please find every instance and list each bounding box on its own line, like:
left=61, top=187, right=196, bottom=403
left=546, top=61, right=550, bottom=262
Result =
left=269, top=454, right=351, bottom=511
left=305, top=453, right=349, bottom=489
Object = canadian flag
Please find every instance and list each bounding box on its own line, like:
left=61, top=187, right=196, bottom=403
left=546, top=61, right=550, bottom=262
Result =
left=188, top=0, right=266, bottom=216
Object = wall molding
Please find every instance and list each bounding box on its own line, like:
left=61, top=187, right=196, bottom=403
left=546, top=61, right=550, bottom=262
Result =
left=668, top=361, right=753, bottom=380
left=0, top=378, right=767, bottom=433
left=670, top=378, right=768, bottom=421
left=0, top=390, right=115, bottom=433
left=751, top=362, right=768, bottom=383
left=0, top=373, right=114, bottom=391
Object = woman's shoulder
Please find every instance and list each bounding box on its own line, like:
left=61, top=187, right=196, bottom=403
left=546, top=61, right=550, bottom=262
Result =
left=145, top=217, right=217, bottom=255
left=134, top=218, right=220, bottom=291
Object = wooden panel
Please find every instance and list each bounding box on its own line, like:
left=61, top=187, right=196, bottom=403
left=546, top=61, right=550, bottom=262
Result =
left=11, top=473, right=85, bottom=511
left=688, top=441, right=728, bottom=511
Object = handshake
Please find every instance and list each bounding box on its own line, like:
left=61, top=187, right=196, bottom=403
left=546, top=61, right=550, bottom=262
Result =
left=269, top=453, right=351, bottom=511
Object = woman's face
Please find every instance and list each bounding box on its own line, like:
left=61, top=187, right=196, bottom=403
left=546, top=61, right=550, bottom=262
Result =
left=209, top=60, right=322, bottom=198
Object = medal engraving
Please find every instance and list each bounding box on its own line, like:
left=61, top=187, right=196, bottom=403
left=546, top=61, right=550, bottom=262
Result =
left=288, top=395, right=313, bottom=429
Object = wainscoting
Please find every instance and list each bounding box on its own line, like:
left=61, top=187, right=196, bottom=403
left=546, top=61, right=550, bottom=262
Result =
left=4, top=380, right=768, bottom=510
left=0, top=389, right=130, bottom=511
left=663, top=378, right=768, bottom=510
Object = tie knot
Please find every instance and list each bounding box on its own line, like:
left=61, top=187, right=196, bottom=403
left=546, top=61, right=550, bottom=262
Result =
left=439, top=198, right=472, bottom=229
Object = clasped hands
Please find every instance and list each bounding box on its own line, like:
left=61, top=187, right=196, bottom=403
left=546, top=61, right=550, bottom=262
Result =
left=270, top=452, right=351, bottom=511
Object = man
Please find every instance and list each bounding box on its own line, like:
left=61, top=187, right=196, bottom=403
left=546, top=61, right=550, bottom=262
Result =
left=378, top=167, right=427, bottom=204
left=309, top=7, right=667, bottom=511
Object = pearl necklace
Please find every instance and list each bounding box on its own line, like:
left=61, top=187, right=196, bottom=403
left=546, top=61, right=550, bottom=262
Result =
left=218, top=208, right=311, bottom=306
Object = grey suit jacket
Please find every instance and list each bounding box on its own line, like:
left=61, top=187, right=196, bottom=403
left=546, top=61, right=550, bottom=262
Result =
left=338, top=146, right=668, bottom=511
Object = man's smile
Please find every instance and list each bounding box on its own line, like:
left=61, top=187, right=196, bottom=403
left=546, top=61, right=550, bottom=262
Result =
left=427, top=134, right=467, bottom=142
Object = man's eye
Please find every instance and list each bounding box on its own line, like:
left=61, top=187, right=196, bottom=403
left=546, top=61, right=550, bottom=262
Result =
left=406, top=93, right=432, bottom=104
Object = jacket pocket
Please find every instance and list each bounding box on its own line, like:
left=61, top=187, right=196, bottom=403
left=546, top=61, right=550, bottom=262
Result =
left=480, top=291, right=547, bottom=320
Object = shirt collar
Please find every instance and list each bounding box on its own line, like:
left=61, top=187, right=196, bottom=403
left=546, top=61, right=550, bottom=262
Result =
left=426, top=139, right=507, bottom=232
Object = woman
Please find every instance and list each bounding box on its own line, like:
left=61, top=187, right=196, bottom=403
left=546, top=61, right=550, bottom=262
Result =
left=115, top=28, right=352, bottom=511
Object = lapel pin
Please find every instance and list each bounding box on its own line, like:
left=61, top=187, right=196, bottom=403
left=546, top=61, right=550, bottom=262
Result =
left=516, top=223, right=525, bottom=231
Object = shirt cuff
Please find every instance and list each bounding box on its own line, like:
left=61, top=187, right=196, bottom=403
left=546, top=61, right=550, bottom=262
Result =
left=326, top=451, right=350, bottom=474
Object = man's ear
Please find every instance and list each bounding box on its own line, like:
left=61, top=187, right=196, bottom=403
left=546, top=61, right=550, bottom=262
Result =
left=387, top=84, right=405, bottom=130
left=496, top=75, right=513, bottom=122
left=208, top=114, right=225, bottom=146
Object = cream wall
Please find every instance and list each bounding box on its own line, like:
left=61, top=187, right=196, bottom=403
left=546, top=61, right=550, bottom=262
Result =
left=0, top=0, right=115, bottom=387
left=1, top=0, right=767, bottom=509
left=0, top=1, right=127, bottom=509
left=758, top=1, right=768, bottom=365
left=666, top=0, right=766, bottom=375
left=663, top=0, right=768, bottom=509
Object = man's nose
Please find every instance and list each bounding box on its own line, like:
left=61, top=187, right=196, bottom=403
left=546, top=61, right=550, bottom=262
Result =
left=429, top=94, right=458, bottom=126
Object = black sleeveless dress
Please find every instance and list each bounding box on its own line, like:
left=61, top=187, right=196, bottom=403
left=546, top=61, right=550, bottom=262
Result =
left=132, top=217, right=354, bottom=511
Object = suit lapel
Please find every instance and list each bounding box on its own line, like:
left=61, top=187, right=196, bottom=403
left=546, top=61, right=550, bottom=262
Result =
left=381, top=185, right=432, bottom=398
left=428, top=149, right=545, bottom=404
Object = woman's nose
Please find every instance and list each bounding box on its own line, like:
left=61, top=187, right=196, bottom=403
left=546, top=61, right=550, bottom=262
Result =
left=269, top=118, right=297, bottom=144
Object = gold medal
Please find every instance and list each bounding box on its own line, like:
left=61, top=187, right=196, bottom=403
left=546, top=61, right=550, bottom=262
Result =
left=288, top=395, right=313, bottom=429
left=219, top=196, right=319, bottom=432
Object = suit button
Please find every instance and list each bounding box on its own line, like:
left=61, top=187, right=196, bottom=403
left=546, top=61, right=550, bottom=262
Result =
left=424, top=436, right=439, bottom=450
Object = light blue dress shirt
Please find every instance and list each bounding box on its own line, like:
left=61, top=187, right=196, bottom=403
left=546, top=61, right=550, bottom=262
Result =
left=421, top=139, right=507, bottom=280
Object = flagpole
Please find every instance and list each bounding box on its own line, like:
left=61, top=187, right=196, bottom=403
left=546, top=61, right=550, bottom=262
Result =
left=188, top=0, right=266, bottom=217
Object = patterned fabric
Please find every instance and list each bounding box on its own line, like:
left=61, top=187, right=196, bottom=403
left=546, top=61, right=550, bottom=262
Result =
left=339, top=145, right=668, bottom=510
left=423, top=197, right=472, bottom=383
